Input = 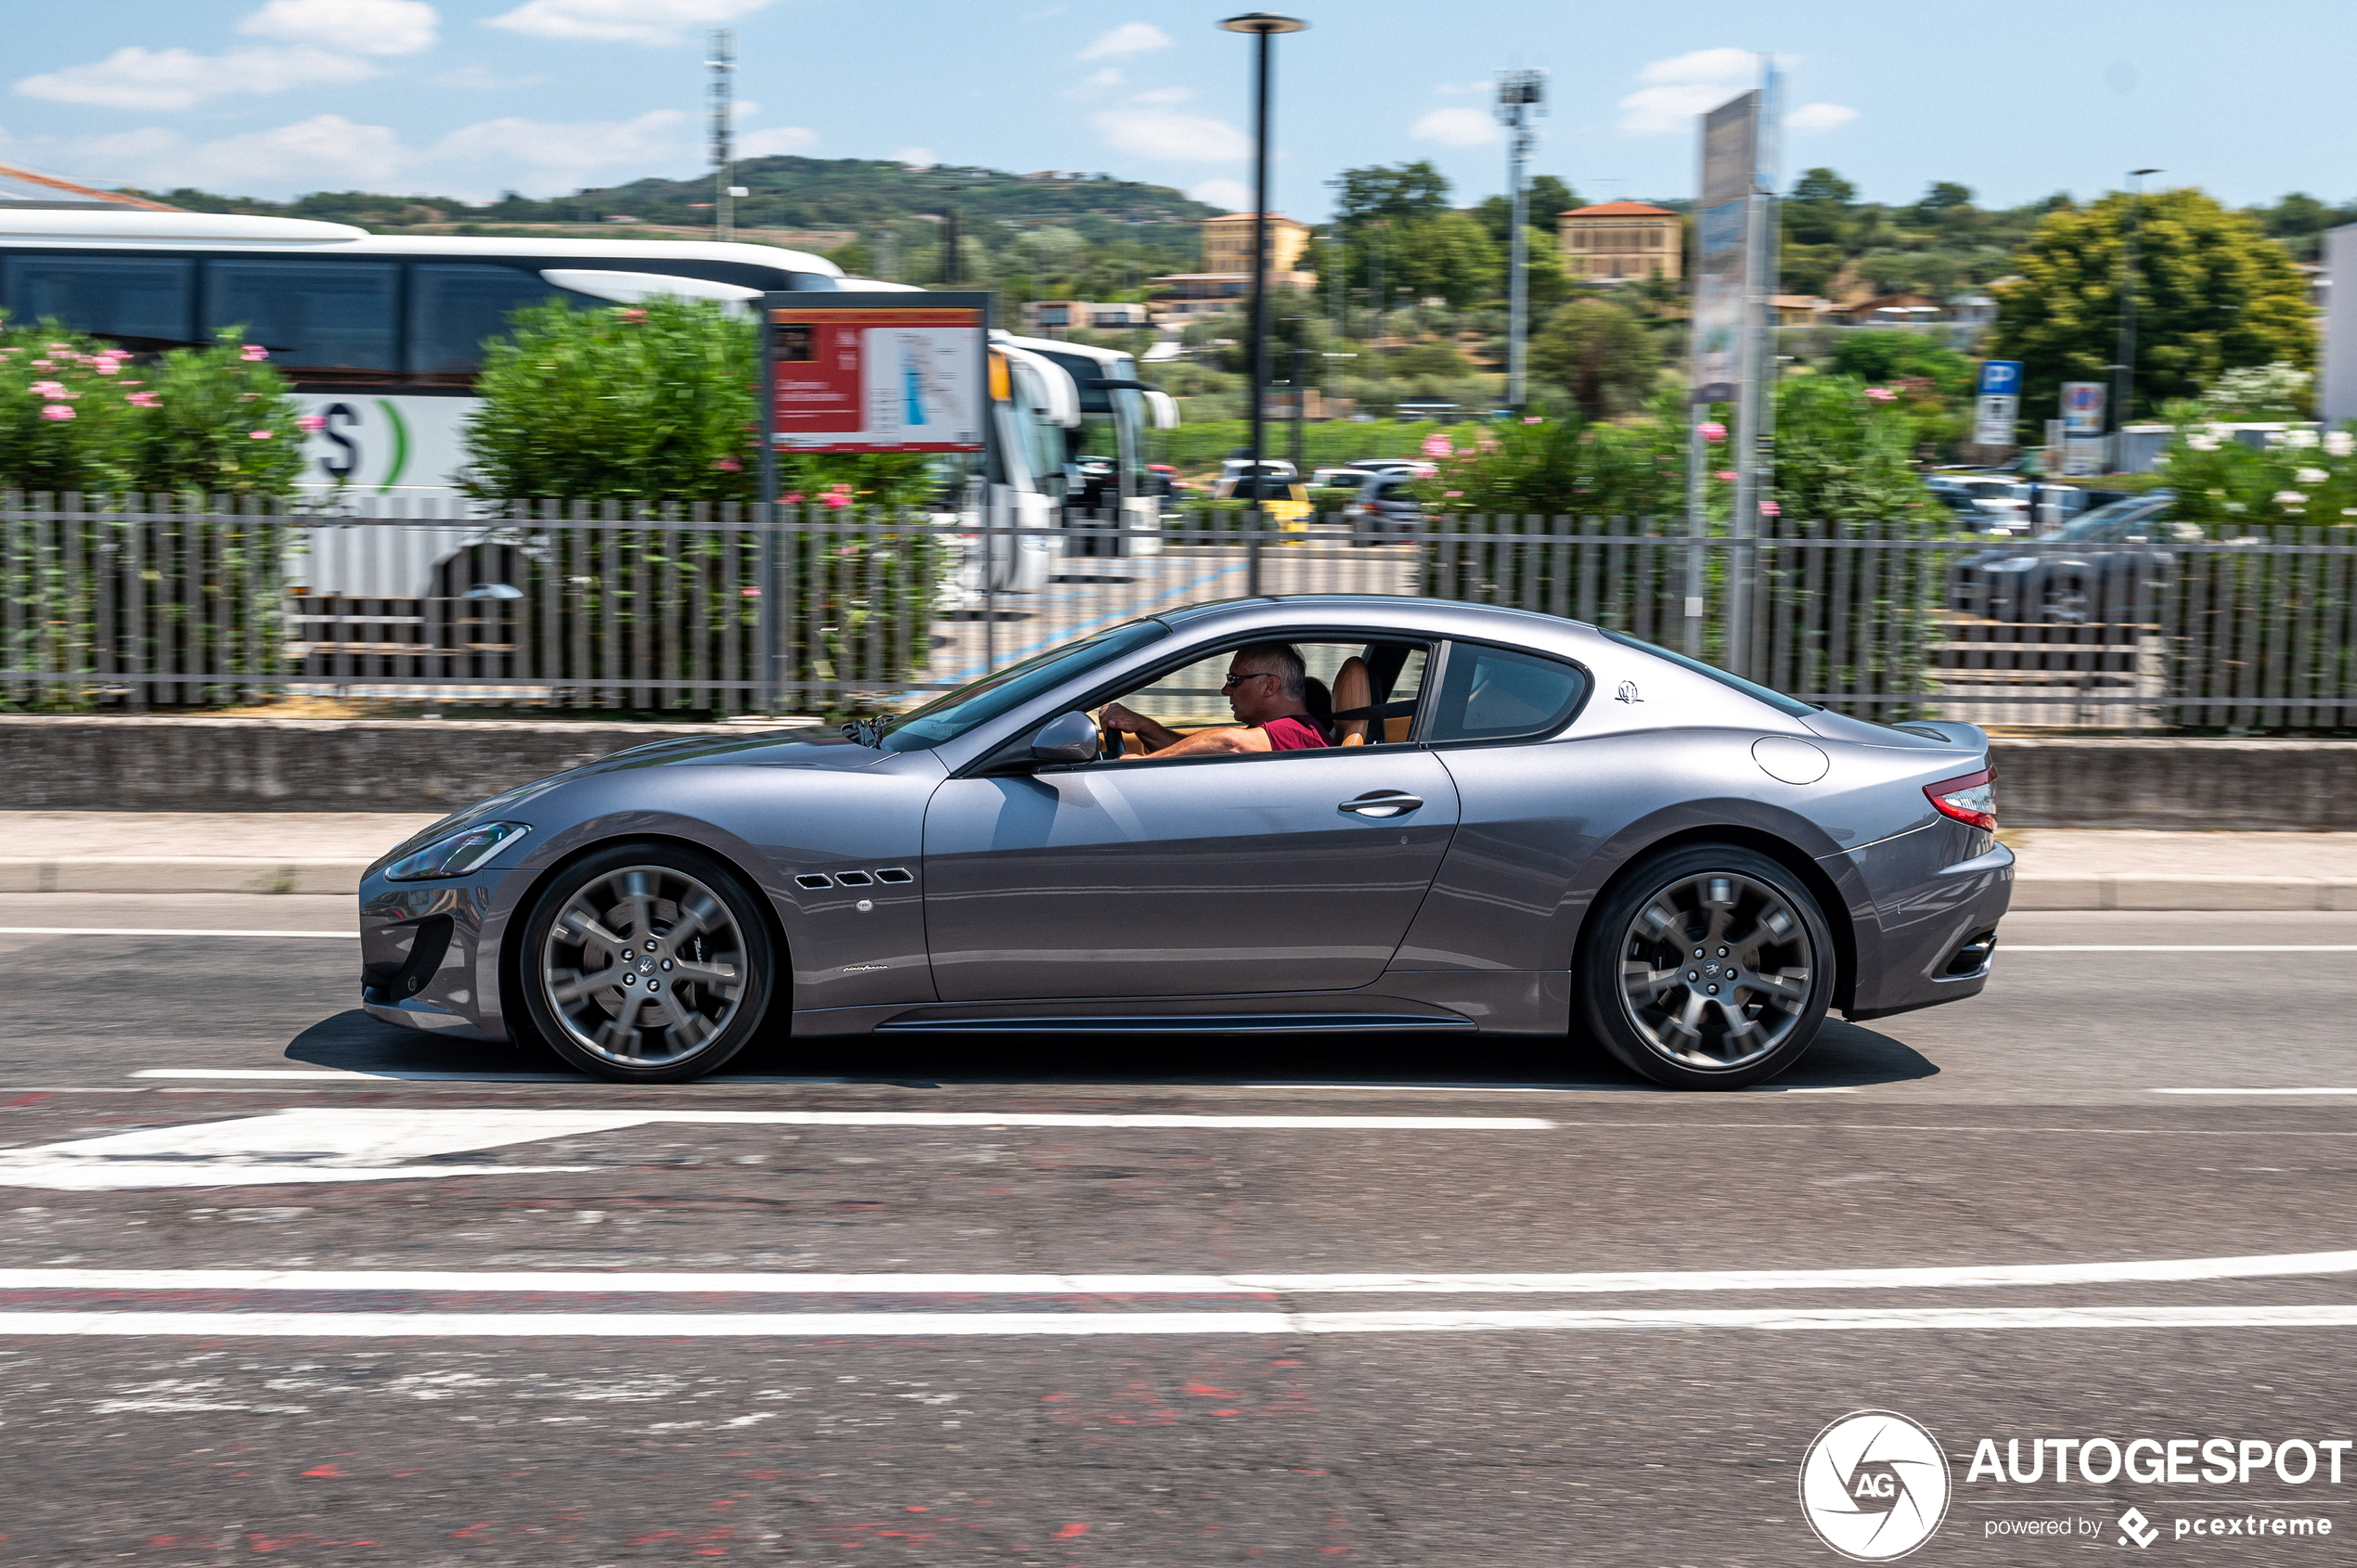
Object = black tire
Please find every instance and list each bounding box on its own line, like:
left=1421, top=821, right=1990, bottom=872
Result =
left=1577, top=843, right=1835, bottom=1090
left=517, top=842, right=778, bottom=1084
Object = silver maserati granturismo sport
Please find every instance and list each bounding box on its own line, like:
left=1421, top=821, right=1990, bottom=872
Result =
left=358, top=596, right=2012, bottom=1089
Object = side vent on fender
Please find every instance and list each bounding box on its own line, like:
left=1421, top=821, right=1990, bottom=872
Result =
left=793, top=874, right=834, bottom=891
left=873, top=868, right=913, bottom=883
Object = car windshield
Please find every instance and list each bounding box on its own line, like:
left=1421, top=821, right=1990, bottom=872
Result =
left=877, top=619, right=1169, bottom=752
left=2041, top=495, right=2168, bottom=541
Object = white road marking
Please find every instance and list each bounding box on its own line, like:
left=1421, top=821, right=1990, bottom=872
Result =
left=5, top=1305, right=2357, bottom=1337
left=0, top=1105, right=1556, bottom=1189
left=0, top=928, right=356, bottom=939
left=2150, top=1088, right=2357, bottom=1097
left=2005, top=945, right=2357, bottom=952
left=4, top=1247, right=2354, bottom=1295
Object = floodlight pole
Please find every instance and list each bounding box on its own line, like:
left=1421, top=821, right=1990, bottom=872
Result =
left=710, top=30, right=736, bottom=242
left=1220, top=11, right=1307, bottom=568
left=1496, top=70, right=1546, bottom=409
left=2115, top=168, right=2160, bottom=456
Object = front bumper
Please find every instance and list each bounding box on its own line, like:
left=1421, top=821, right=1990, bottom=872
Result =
left=357, top=867, right=527, bottom=1042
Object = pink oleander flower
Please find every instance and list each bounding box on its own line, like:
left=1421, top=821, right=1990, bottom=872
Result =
left=127, top=391, right=161, bottom=407
left=741, top=586, right=761, bottom=597
left=94, top=360, right=120, bottom=375
left=250, top=429, right=275, bottom=440
left=820, top=484, right=854, bottom=509
left=1715, top=469, right=1737, bottom=482
left=1443, top=490, right=1462, bottom=498
left=782, top=492, right=805, bottom=504
left=1421, top=434, right=1453, bottom=458
left=30, top=359, right=54, bottom=369
left=714, top=456, right=742, bottom=471
left=39, top=405, right=74, bottom=421
left=45, top=342, right=71, bottom=351
left=1758, top=500, right=1782, bottom=516
left=1697, top=421, right=1727, bottom=442
left=1522, top=416, right=1543, bottom=424
left=1864, top=386, right=1896, bottom=403
left=296, top=415, right=327, bottom=432
left=621, top=309, right=648, bottom=323
left=30, top=379, right=65, bottom=398
left=240, top=344, right=268, bottom=361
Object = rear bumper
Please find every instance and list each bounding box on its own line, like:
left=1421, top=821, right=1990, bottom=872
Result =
left=1837, top=833, right=2014, bottom=1022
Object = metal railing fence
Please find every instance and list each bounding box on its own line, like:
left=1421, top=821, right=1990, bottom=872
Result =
left=4, top=493, right=2351, bottom=733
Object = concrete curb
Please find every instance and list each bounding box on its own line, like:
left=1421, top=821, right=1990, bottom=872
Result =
left=0, top=859, right=371, bottom=895
left=2, top=862, right=2351, bottom=911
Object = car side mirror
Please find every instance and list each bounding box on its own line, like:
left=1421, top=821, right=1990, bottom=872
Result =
left=1030, top=710, right=1101, bottom=765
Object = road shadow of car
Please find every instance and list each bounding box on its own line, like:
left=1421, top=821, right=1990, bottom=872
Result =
left=286, top=1009, right=1940, bottom=1093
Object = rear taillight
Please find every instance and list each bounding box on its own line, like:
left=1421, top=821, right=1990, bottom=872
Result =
left=1926, top=766, right=1997, bottom=830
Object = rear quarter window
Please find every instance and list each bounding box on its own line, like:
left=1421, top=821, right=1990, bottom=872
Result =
left=1427, top=644, right=1590, bottom=743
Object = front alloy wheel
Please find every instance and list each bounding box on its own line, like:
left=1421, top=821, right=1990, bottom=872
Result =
left=519, top=843, right=775, bottom=1082
left=1579, top=845, right=1833, bottom=1090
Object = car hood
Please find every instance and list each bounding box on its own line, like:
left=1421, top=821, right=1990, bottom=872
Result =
left=382, top=726, right=888, bottom=860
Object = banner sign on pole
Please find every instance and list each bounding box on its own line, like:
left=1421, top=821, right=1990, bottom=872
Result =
left=1689, top=90, right=1759, bottom=405
left=2060, top=380, right=2107, bottom=437
left=1975, top=359, right=2022, bottom=397
left=1973, top=394, right=2020, bottom=446
left=763, top=298, right=988, bottom=455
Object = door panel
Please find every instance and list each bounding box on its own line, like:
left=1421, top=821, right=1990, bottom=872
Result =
left=922, top=749, right=1460, bottom=1001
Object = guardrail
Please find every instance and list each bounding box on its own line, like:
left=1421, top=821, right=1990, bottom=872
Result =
left=4, top=494, right=2353, bottom=733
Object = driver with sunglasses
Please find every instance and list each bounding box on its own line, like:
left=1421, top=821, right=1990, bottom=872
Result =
left=1098, top=641, right=1328, bottom=758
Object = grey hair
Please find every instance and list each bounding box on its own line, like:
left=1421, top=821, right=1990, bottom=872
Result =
left=1231, top=641, right=1307, bottom=701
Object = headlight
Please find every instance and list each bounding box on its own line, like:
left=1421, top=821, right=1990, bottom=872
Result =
left=383, top=821, right=530, bottom=881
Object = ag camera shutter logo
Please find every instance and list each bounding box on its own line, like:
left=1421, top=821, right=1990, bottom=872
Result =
left=1799, top=1409, right=1953, bottom=1561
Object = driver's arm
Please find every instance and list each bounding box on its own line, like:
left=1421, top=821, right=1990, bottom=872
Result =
left=1116, top=724, right=1270, bottom=759
left=1098, top=701, right=1181, bottom=753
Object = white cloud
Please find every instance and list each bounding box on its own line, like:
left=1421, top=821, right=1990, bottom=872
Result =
left=1787, top=102, right=1859, bottom=134
left=1086, top=68, right=1122, bottom=88
left=486, top=0, right=776, bottom=45
left=1091, top=106, right=1247, bottom=161
left=14, top=45, right=383, bottom=111
left=238, top=0, right=440, bottom=56
left=894, top=147, right=936, bottom=168
left=1410, top=107, right=1499, bottom=147
left=1078, top=22, right=1172, bottom=61
left=1616, top=47, right=1770, bottom=135
left=1186, top=177, right=1250, bottom=211
left=1635, top=47, right=1757, bottom=87
left=1132, top=85, right=1192, bottom=105
left=61, top=113, right=416, bottom=191
left=739, top=125, right=818, bottom=156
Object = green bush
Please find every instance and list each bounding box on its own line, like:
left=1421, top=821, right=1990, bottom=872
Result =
left=0, top=318, right=306, bottom=497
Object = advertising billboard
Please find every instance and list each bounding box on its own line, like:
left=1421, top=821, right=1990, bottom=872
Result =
left=763, top=300, right=987, bottom=455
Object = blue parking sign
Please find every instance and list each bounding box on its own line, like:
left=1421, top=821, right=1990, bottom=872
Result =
left=1976, top=359, right=2022, bottom=396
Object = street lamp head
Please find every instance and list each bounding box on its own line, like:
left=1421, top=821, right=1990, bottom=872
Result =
left=1219, top=11, right=1307, bottom=32
left=1496, top=69, right=1546, bottom=109
left=2130, top=167, right=2161, bottom=176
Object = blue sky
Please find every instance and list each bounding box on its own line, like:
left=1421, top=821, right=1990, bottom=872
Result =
left=5, top=0, right=2354, bottom=216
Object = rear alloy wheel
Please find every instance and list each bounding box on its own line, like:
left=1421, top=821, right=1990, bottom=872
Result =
left=519, top=843, right=776, bottom=1083
left=1578, top=844, right=1834, bottom=1090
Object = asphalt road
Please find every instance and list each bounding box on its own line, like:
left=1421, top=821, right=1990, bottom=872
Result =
left=1, top=896, right=2353, bottom=1565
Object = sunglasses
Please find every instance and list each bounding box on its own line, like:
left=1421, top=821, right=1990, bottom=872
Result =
left=1221, top=670, right=1276, bottom=690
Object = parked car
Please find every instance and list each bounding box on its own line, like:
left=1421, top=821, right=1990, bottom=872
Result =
left=1214, top=458, right=1297, bottom=497
left=1219, top=473, right=1314, bottom=529
left=1312, top=469, right=1423, bottom=543
left=1955, top=490, right=2200, bottom=624
left=1928, top=475, right=2032, bottom=534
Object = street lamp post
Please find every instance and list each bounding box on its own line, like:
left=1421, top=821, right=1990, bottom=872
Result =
left=1495, top=70, right=1545, bottom=409
left=2115, top=168, right=2161, bottom=457
left=1219, top=11, right=1307, bottom=540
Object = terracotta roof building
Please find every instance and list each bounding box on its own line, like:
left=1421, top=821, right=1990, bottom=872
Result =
left=1560, top=200, right=1682, bottom=283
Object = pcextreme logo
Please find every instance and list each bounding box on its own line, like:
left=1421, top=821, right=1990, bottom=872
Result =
left=1799, top=1409, right=1954, bottom=1562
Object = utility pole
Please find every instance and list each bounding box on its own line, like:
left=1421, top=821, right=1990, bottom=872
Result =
left=2114, top=168, right=2161, bottom=458
left=1495, top=69, right=1546, bottom=408
left=709, top=30, right=736, bottom=241
left=1219, top=12, right=1307, bottom=539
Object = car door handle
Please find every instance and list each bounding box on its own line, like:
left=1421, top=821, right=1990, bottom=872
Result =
left=1338, top=791, right=1422, bottom=817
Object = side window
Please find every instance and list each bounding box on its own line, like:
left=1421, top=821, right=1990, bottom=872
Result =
left=1427, top=644, right=1587, bottom=743
left=407, top=263, right=576, bottom=378
left=204, top=261, right=398, bottom=375
left=5, top=255, right=195, bottom=345
left=1101, top=639, right=1431, bottom=755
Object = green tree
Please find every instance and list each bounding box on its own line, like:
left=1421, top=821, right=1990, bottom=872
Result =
left=1530, top=297, right=1658, bottom=417
left=1473, top=174, right=1580, bottom=242
left=1333, top=161, right=1452, bottom=225
left=1785, top=167, right=1858, bottom=247
left=1828, top=331, right=1975, bottom=397
left=1990, top=187, right=2315, bottom=422
left=1390, top=211, right=1501, bottom=307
